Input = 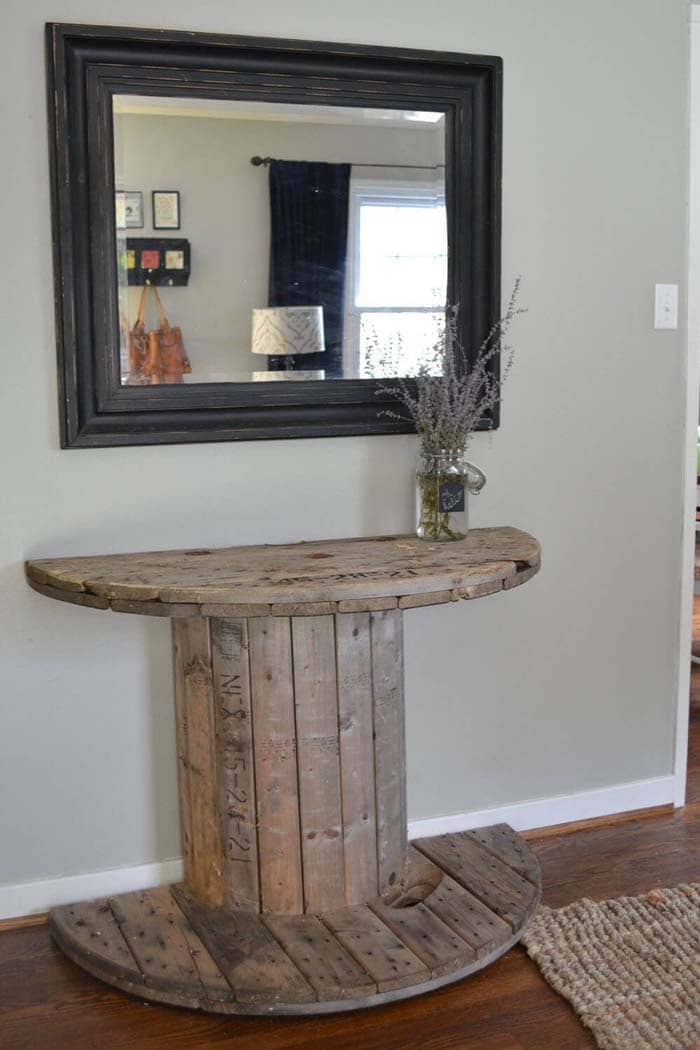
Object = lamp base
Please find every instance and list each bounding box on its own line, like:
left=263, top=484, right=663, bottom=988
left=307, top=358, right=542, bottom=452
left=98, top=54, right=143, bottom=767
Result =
left=252, top=370, right=325, bottom=382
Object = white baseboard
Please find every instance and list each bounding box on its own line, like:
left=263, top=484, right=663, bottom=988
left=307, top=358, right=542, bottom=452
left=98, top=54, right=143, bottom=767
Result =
left=0, top=774, right=676, bottom=922
left=0, top=857, right=184, bottom=922
left=406, top=774, right=676, bottom=840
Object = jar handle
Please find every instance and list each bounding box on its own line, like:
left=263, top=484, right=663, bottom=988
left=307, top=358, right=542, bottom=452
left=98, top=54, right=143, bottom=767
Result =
left=465, top=461, right=487, bottom=494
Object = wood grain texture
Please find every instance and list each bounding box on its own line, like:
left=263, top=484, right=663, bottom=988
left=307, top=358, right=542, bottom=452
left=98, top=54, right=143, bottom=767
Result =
left=371, top=609, right=407, bottom=895
left=464, top=824, right=540, bottom=886
left=321, top=905, right=429, bottom=993
left=421, top=872, right=513, bottom=957
left=171, top=621, right=195, bottom=891
left=109, top=887, right=232, bottom=1002
left=413, top=833, right=538, bottom=930
left=263, top=913, right=376, bottom=999
left=210, top=619, right=259, bottom=911
left=25, top=528, right=540, bottom=611
left=336, top=612, right=378, bottom=905
left=249, top=617, right=304, bottom=914
left=172, top=619, right=224, bottom=906
left=172, top=885, right=313, bottom=1005
left=291, top=616, right=345, bottom=913
left=49, top=899, right=140, bottom=986
left=368, top=898, right=475, bottom=977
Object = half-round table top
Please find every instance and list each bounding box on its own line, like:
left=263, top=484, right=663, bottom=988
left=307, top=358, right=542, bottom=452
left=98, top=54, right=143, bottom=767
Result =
left=25, top=527, right=540, bottom=617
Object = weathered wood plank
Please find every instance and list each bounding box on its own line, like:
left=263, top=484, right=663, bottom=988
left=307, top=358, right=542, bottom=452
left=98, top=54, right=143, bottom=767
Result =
left=110, top=599, right=199, bottom=617
left=465, top=824, right=540, bottom=886
left=292, top=615, right=345, bottom=913
left=368, top=899, right=475, bottom=978
left=109, top=886, right=232, bottom=1001
left=211, top=618, right=259, bottom=911
left=174, top=619, right=224, bottom=906
left=422, top=870, right=512, bottom=957
left=27, top=578, right=109, bottom=608
left=460, top=579, right=504, bottom=600
left=27, top=528, right=541, bottom=613
left=271, top=602, right=336, bottom=617
left=249, top=617, right=304, bottom=914
left=25, top=562, right=84, bottom=590
left=335, top=612, right=378, bottom=905
left=200, top=603, right=270, bottom=618
left=264, top=913, right=376, bottom=1000
left=322, top=905, right=429, bottom=993
left=371, top=609, right=407, bottom=894
left=50, top=899, right=141, bottom=985
left=172, top=620, right=195, bottom=888
left=398, top=590, right=455, bottom=609
left=336, top=597, right=398, bottom=613
left=504, top=564, right=540, bottom=590
left=172, top=885, right=314, bottom=1005
left=413, top=833, right=536, bottom=929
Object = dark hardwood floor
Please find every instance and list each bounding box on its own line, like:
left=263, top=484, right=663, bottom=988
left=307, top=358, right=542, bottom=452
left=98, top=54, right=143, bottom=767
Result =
left=2, top=635, right=698, bottom=1049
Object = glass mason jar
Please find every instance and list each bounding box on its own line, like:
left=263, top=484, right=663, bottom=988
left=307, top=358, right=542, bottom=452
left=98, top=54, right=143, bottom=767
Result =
left=415, top=449, right=487, bottom=541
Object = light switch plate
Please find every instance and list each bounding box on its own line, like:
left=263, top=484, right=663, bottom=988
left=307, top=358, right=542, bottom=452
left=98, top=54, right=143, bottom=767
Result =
left=654, top=283, right=679, bottom=329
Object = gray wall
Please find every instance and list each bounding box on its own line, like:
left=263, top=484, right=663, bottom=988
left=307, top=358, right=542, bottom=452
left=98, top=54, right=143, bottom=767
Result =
left=0, top=0, right=690, bottom=889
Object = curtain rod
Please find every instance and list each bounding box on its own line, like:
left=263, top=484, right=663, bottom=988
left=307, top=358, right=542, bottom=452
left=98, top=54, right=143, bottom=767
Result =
left=250, top=155, right=445, bottom=170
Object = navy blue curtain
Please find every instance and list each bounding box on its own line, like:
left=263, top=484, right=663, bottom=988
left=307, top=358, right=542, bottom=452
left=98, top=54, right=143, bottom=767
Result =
left=268, top=160, right=351, bottom=377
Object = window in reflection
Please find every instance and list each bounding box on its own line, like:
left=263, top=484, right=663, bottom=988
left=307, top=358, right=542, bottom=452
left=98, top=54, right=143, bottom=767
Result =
left=344, top=181, right=447, bottom=378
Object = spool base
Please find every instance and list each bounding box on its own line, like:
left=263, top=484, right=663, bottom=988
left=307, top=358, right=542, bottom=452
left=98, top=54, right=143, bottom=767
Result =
left=49, top=825, right=541, bottom=1015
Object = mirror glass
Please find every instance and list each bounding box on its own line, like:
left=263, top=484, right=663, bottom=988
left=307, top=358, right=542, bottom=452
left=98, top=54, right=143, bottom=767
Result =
left=113, top=96, right=447, bottom=385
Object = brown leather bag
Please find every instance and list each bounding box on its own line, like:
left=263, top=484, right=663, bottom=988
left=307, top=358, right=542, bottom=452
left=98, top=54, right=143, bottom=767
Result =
left=126, top=285, right=149, bottom=384
left=141, top=286, right=192, bottom=385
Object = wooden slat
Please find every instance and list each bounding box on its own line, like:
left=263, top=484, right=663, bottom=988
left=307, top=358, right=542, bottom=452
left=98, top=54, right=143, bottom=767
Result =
left=336, top=597, right=398, bottom=613
left=398, top=590, right=454, bottom=609
left=413, top=833, right=536, bottom=929
left=201, top=603, right=270, bottom=618
left=322, top=905, right=429, bottom=993
left=50, top=899, right=141, bottom=985
left=171, top=620, right=195, bottom=888
left=465, top=824, right=540, bottom=885
left=109, top=886, right=232, bottom=1001
left=211, top=618, right=259, bottom=911
left=336, top=613, right=378, bottom=905
left=249, top=617, right=303, bottom=913
left=422, top=870, right=512, bottom=958
left=369, top=899, right=475, bottom=977
left=292, top=615, right=345, bottom=912
left=264, top=913, right=376, bottom=1000
left=461, top=579, right=503, bottom=600
left=172, top=885, right=314, bottom=1005
left=27, top=578, right=109, bottom=608
left=174, top=619, right=224, bottom=906
left=504, top=564, right=539, bottom=590
left=110, top=599, right=199, bottom=617
left=271, top=602, right=336, bottom=617
left=371, top=609, right=407, bottom=894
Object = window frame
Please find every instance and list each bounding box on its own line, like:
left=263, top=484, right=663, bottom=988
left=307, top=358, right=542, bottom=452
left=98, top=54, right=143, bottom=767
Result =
left=343, top=178, right=448, bottom=378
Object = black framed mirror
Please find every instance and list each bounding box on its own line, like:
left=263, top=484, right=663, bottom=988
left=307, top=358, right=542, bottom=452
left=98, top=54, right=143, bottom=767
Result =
left=46, top=23, right=502, bottom=447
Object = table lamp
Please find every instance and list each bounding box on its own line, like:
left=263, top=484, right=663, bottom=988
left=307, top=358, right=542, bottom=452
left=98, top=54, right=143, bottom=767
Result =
left=251, top=305, right=325, bottom=381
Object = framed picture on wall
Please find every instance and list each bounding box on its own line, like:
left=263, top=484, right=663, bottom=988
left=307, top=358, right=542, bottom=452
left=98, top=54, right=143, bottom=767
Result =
left=118, top=190, right=144, bottom=229
left=152, top=190, right=181, bottom=230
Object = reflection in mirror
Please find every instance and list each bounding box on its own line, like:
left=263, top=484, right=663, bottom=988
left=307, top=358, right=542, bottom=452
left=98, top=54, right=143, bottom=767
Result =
left=112, top=97, right=446, bottom=385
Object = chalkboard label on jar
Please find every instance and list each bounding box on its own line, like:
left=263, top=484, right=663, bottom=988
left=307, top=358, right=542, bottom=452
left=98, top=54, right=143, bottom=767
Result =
left=438, top=480, right=465, bottom=513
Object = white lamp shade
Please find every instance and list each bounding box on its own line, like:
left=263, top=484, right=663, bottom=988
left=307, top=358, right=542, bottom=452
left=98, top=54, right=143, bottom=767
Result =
left=251, top=306, right=325, bottom=357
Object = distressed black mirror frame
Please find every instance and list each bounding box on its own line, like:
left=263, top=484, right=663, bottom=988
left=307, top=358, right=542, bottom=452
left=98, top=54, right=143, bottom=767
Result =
left=46, top=23, right=502, bottom=448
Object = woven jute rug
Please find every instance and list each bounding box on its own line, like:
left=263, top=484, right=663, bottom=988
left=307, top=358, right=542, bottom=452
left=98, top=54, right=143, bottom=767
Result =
left=521, top=884, right=700, bottom=1050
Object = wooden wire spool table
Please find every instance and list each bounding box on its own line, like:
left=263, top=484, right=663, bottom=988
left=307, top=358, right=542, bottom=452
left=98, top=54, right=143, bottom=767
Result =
left=25, top=527, right=541, bottom=1015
